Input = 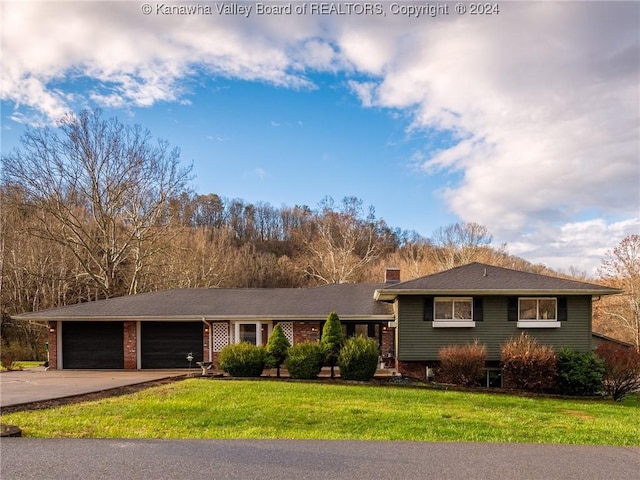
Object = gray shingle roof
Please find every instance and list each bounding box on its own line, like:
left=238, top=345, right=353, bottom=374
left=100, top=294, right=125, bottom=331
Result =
left=18, top=283, right=393, bottom=320
left=375, top=262, right=622, bottom=300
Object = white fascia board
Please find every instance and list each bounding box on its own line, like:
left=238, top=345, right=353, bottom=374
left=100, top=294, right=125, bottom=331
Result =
left=375, top=289, right=621, bottom=301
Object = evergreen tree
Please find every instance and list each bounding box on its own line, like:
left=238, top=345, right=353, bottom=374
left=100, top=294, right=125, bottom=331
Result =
left=321, top=311, right=345, bottom=378
left=265, top=323, right=291, bottom=378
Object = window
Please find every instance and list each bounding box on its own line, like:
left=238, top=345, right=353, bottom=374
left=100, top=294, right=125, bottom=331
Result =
left=234, top=322, right=271, bottom=345
left=517, top=298, right=560, bottom=328
left=238, top=324, right=257, bottom=344
left=433, top=298, right=475, bottom=327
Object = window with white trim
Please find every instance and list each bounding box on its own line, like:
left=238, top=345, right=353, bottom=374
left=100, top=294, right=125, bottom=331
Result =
left=519, top=298, right=557, bottom=320
left=433, top=297, right=475, bottom=327
left=517, top=298, right=560, bottom=328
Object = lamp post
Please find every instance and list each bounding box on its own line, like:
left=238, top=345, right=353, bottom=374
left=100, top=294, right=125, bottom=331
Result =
left=186, top=352, right=194, bottom=373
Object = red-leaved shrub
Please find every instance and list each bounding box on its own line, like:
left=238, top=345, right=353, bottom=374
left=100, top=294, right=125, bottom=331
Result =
left=438, top=340, right=487, bottom=387
left=501, top=333, right=556, bottom=392
left=595, top=343, right=640, bottom=401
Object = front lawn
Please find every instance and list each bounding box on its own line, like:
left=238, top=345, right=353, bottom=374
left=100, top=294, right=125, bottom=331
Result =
left=2, top=379, right=638, bottom=445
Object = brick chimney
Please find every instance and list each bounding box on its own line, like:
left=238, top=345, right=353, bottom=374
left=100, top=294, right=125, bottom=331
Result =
left=384, top=267, right=401, bottom=284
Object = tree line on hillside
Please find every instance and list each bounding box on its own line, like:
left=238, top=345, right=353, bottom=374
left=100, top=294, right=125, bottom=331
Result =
left=1, top=109, right=638, bottom=359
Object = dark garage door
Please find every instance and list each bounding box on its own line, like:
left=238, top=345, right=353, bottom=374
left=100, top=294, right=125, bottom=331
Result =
left=141, top=322, right=203, bottom=368
left=62, top=321, right=124, bottom=369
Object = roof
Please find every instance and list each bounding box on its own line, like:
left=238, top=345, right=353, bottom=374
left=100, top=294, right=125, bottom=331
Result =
left=17, top=283, right=394, bottom=321
left=375, top=262, right=622, bottom=301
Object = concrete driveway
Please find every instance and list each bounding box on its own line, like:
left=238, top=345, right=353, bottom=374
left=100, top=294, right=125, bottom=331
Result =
left=0, top=368, right=188, bottom=408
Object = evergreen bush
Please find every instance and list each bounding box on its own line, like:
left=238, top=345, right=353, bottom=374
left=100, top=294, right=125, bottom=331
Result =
left=438, top=340, right=487, bottom=387
left=265, top=323, right=291, bottom=378
left=554, top=348, right=605, bottom=396
left=338, top=336, right=380, bottom=381
left=218, top=342, right=266, bottom=377
left=285, top=342, right=324, bottom=379
left=321, top=311, right=344, bottom=379
left=501, top=332, right=556, bottom=392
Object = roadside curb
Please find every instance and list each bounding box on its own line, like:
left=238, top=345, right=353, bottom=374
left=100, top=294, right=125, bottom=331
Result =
left=0, top=424, right=22, bottom=437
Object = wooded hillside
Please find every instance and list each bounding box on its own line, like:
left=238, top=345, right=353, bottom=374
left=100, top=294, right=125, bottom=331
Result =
left=1, top=110, right=637, bottom=358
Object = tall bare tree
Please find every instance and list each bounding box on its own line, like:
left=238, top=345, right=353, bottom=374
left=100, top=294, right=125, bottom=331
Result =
left=597, top=234, right=640, bottom=351
left=1, top=109, right=193, bottom=298
left=297, top=197, right=382, bottom=284
left=430, top=222, right=494, bottom=270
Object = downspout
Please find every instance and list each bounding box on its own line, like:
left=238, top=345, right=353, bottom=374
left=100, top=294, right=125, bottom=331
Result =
left=202, top=318, right=213, bottom=363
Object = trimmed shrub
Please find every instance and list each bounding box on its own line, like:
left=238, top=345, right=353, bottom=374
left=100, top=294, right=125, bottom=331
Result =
left=218, top=342, right=266, bottom=377
left=438, top=340, right=487, bottom=387
left=265, top=323, right=291, bottom=378
left=321, top=311, right=344, bottom=379
left=285, top=342, right=324, bottom=379
left=501, top=333, right=556, bottom=392
left=338, top=336, right=380, bottom=381
left=595, top=343, right=640, bottom=401
left=554, top=348, right=605, bottom=396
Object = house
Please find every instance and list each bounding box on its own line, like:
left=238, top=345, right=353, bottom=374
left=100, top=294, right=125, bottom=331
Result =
left=19, top=283, right=395, bottom=370
left=374, top=262, right=622, bottom=381
left=16, top=263, right=621, bottom=381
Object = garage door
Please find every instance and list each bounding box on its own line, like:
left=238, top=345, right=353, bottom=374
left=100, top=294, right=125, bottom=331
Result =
left=141, top=322, right=203, bottom=368
left=62, top=321, right=124, bottom=369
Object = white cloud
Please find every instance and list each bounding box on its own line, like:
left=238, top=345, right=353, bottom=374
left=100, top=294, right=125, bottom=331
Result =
left=1, top=1, right=638, bottom=273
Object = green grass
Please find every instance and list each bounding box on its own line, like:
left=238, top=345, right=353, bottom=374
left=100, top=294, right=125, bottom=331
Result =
left=0, top=360, right=44, bottom=371
left=2, top=379, right=638, bottom=445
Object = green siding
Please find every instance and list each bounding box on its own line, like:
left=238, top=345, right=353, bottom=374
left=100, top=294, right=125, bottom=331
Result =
left=397, top=295, right=593, bottom=361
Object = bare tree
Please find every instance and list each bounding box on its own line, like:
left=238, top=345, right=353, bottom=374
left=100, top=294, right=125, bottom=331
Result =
left=1, top=109, right=193, bottom=298
left=297, top=197, right=382, bottom=284
left=430, top=222, right=494, bottom=270
left=598, top=234, right=640, bottom=351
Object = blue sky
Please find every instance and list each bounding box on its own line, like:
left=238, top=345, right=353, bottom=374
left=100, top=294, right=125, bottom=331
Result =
left=1, top=1, right=639, bottom=274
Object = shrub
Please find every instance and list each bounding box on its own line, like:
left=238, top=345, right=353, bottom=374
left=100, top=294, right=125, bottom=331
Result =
left=218, top=342, right=266, bottom=377
left=501, top=333, right=556, bottom=392
left=595, top=343, right=640, bottom=401
left=285, top=342, right=324, bottom=379
left=321, top=311, right=344, bottom=379
left=265, top=323, right=291, bottom=378
left=438, top=340, right=487, bottom=387
left=554, top=348, right=605, bottom=396
left=1, top=343, right=23, bottom=371
left=338, top=336, right=380, bottom=381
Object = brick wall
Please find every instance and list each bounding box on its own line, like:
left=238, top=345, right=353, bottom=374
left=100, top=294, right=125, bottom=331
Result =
left=48, top=321, right=58, bottom=369
left=293, top=322, right=321, bottom=344
left=381, top=327, right=395, bottom=356
left=397, top=360, right=430, bottom=381
left=123, top=321, right=137, bottom=369
left=203, top=324, right=210, bottom=363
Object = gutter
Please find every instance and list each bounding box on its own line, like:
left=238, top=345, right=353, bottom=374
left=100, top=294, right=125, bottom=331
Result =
left=374, top=288, right=624, bottom=301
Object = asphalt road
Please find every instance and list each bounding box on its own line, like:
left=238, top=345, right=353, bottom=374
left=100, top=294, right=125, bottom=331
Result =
left=1, top=439, right=639, bottom=480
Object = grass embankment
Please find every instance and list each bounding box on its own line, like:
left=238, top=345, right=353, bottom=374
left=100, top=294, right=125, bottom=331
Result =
left=2, top=379, right=638, bottom=445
